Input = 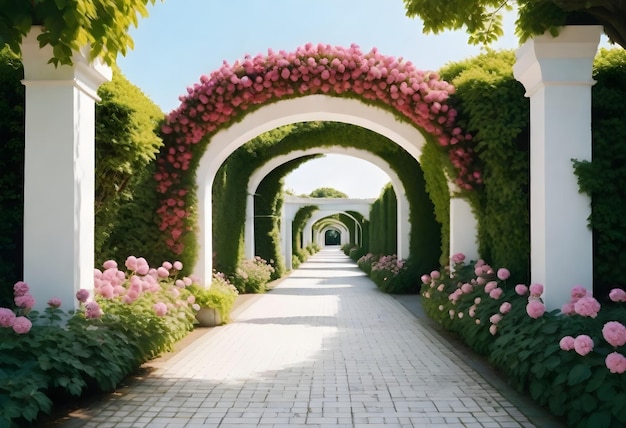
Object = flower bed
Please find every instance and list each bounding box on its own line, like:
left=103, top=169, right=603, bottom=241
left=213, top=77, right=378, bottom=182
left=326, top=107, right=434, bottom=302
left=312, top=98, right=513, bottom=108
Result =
left=0, top=256, right=200, bottom=426
left=420, top=253, right=626, bottom=428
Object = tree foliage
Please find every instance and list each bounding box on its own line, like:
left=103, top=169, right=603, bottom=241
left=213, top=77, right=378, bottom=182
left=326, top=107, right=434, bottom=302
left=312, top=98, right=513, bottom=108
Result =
left=309, top=187, right=349, bottom=198
left=0, top=0, right=158, bottom=66
left=403, top=0, right=626, bottom=49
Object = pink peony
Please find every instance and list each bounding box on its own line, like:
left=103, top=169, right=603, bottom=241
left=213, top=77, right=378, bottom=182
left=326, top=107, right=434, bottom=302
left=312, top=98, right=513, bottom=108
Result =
left=497, top=268, right=510, bottom=281
left=529, top=283, right=544, bottom=297
left=157, top=267, right=170, bottom=278
left=489, top=314, right=503, bottom=324
left=526, top=301, right=546, bottom=319
left=489, top=324, right=498, bottom=335
left=515, top=284, right=528, bottom=296
left=420, top=274, right=431, bottom=284
left=602, top=321, right=626, bottom=348
left=461, top=283, right=473, bottom=294
left=606, top=352, right=626, bottom=374
left=102, top=260, right=117, bottom=270
left=451, top=253, right=465, bottom=264
left=76, top=288, right=90, bottom=303
left=559, top=336, right=575, bottom=351
left=162, top=261, right=173, bottom=270
left=47, top=298, right=62, bottom=308
left=0, top=308, right=16, bottom=327
left=574, top=296, right=601, bottom=318
left=561, top=302, right=576, bottom=315
left=609, top=288, right=626, bottom=303
left=430, top=270, right=440, bottom=280
left=14, top=294, right=35, bottom=309
left=485, top=281, right=498, bottom=293
left=574, top=335, right=594, bottom=356
left=570, top=285, right=588, bottom=300
left=85, top=301, right=103, bottom=319
left=13, top=281, right=29, bottom=296
left=499, top=302, right=512, bottom=314
left=12, top=316, right=32, bottom=334
left=125, top=255, right=138, bottom=271
left=489, top=287, right=503, bottom=300
left=173, top=261, right=183, bottom=270
left=154, top=302, right=168, bottom=317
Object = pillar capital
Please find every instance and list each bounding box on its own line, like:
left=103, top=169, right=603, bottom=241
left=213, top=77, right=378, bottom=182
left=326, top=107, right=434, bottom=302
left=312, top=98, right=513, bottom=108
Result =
left=514, top=25, right=602, bottom=97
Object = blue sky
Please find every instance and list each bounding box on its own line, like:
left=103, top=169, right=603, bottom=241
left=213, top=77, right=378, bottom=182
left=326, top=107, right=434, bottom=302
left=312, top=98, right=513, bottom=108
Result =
left=116, top=1, right=521, bottom=198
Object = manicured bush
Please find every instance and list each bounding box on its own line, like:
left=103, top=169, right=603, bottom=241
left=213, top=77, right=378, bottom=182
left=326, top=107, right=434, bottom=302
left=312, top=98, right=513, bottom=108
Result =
left=231, top=256, right=275, bottom=294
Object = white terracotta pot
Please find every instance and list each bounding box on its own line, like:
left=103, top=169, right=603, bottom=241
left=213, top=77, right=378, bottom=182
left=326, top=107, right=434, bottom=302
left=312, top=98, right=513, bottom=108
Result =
left=195, top=307, right=222, bottom=327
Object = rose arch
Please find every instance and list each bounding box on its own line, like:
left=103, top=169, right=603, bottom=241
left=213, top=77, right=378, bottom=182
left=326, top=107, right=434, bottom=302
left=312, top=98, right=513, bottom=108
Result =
left=156, top=43, right=480, bottom=283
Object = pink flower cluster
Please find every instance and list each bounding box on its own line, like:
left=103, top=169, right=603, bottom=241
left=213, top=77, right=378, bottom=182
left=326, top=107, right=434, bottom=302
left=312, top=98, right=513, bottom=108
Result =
left=513, top=282, right=546, bottom=319
left=93, top=256, right=192, bottom=306
left=156, top=43, right=478, bottom=253
left=560, top=286, right=601, bottom=318
left=371, top=254, right=406, bottom=275
left=0, top=281, right=35, bottom=334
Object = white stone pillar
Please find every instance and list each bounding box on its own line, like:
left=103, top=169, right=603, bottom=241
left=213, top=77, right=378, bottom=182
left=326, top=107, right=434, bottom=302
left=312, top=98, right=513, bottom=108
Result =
left=21, top=29, right=111, bottom=310
left=449, top=196, right=479, bottom=262
left=285, top=219, right=293, bottom=270
left=244, top=193, right=255, bottom=258
left=397, top=192, right=411, bottom=259
left=514, top=25, right=601, bottom=309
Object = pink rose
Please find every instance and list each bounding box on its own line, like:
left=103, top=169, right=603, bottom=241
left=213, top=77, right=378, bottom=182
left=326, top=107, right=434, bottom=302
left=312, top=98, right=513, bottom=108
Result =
left=529, top=283, right=544, bottom=297
left=76, top=288, right=90, bottom=303
left=515, top=284, right=528, bottom=296
left=430, top=270, right=440, bottom=280
left=559, top=336, right=575, bottom=351
left=153, top=302, right=168, bottom=317
left=0, top=308, right=16, bottom=327
left=497, top=268, right=510, bottom=281
left=602, top=321, right=626, bottom=348
left=499, top=302, right=512, bottom=314
left=526, top=301, right=546, bottom=319
left=606, top=352, right=626, bottom=374
left=609, top=288, right=626, bottom=303
left=47, top=298, right=62, bottom=308
left=12, top=316, right=32, bottom=334
left=574, top=296, right=601, bottom=318
left=489, top=288, right=503, bottom=300
left=574, top=335, right=594, bottom=356
left=489, top=324, right=498, bottom=335
left=420, top=274, right=431, bottom=284
left=13, top=281, right=29, bottom=296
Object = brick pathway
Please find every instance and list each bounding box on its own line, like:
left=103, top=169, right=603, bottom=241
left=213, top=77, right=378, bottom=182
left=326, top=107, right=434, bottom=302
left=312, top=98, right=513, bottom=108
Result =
left=61, top=249, right=562, bottom=428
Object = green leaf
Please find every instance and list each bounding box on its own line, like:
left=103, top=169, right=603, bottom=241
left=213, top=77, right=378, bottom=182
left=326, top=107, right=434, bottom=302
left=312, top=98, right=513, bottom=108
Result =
left=568, top=364, right=592, bottom=385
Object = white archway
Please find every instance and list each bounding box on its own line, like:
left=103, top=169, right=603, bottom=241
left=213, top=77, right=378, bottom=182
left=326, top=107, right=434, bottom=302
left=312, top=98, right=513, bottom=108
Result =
left=244, top=146, right=410, bottom=261
left=194, top=95, right=470, bottom=284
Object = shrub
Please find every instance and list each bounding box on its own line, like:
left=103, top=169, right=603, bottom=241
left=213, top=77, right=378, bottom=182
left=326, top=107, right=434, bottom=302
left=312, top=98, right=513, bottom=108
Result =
left=231, top=256, right=275, bottom=294
left=187, top=273, right=238, bottom=322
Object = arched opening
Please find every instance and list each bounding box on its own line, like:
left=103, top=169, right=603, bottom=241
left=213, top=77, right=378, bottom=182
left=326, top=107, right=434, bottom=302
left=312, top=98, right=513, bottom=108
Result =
left=324, top=229, right=341, bottom=246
